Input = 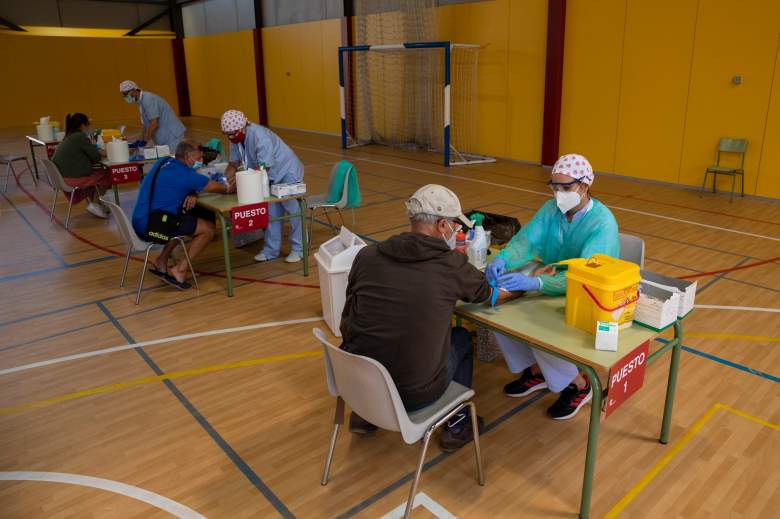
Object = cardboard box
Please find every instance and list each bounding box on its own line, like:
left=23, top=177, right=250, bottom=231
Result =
left=271, top=182, right=306, bottom=197
left=640, top=270, right=697, bottom=318
left=595, top=321, right=619, bottom=351
left=143, top=147, right=157, bottom=160
left=634, top=282, right=681, bottom=330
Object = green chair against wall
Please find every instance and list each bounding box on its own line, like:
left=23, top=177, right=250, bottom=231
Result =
left=701, top=137, right=747, bottom=202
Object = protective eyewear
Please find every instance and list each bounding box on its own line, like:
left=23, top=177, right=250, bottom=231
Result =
left=441, top=219, right=463, bottom=232
left=547, top=179, right=582, bottom=192
left=223, top=131, right=240, bottom=139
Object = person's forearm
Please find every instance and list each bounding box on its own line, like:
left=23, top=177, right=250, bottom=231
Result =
left=144, top=119, right=158, bottom=142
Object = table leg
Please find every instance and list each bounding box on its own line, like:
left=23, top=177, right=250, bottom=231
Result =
left=217, top=212, right=233, bottom=297
left=29, top=140, right=40, bottom=180
left=299, top=197, right=309, bottom=276
left=660, top=320, right=683, bottom=444
left=579, top=365, right=603, bottom=519
left=112, top=185, right=120, bottom=205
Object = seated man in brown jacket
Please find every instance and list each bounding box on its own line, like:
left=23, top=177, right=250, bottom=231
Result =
left=340, top=184, right=496, bottom=452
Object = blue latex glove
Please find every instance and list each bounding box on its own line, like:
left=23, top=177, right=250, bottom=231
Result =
left=497, top=272, right=540, bottom=292
left=486, top=258, right=506, bottom=283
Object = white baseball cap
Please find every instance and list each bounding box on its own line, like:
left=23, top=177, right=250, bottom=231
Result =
left=406, top=184, right=473, bottom=228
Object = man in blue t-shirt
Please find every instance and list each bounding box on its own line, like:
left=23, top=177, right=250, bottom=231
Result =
left=132, top=139, right=233, bottom=289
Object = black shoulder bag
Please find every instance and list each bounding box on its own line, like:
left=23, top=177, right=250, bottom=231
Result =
left=144, top=158, right=180, bottom=244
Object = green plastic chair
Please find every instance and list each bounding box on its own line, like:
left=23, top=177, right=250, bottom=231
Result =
left=701, top=138, right=747, bottom=202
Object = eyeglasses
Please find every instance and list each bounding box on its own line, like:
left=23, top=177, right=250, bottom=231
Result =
left=547, top=179, right=582, bottom=192
left=441, top=219, right=463, bottom=232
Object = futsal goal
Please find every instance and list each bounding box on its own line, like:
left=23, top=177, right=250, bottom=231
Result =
left=338, top=41, right=495, bottom=167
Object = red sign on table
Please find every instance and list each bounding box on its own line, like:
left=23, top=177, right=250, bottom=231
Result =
left=45, top=143, right=59, bottom=159
left=109, top=163, right=143, bottom=184
left=604, top=340, right=650, bottom=418
left=231, top=202, right=269, bottom=235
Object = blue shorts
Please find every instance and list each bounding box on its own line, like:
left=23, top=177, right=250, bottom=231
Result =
left=178, top=206, right=215, bottom=236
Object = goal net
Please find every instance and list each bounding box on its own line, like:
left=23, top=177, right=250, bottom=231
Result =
left=339, top=1, right=494, bottom=166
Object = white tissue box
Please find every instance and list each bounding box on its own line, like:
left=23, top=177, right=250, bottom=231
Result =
left=271, top=182, right=306, bottom=197
left=143, top=147, right=158, bottom=160
left=595, top=321, right=619, bottom=351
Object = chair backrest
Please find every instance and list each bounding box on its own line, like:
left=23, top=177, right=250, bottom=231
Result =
left=41, top=158, right=74, bottom=193
left=327, top=161, right=358, bottom=209
left=717, top=138, right=747, bottom=169
left=313, top=328, right=409, bottom=435
left=101, top=198, right=150, bottom=251
left=618, top=233, right=645, bottom=269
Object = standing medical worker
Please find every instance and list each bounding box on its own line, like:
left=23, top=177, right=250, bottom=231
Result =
left=487, top=153, right=620, bottom=420
left=220, top=109, right=304, bottom=263
left=119, top=80, right=186, bottom=151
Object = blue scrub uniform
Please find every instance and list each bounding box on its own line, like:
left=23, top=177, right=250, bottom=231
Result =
left=493, top=199, right=621, bottom=391
left=230, top=123, right=304, bottom=258
left=138, top=91, right=186, bottom=151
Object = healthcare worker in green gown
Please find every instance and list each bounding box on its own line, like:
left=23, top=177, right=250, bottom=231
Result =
left=486, top=153, right=620, bottom=420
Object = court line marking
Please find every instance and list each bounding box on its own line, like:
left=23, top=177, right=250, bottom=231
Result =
left=0, top=471, right=206, bottom=519
left=0, top=350, right=322, bottom=417
left=379, top=492, right=455, bottom=519
left=694, top=304, right=780, bottom=313
left=293, top=145, right=780, bottom=244
left=603, top=403, right=779, bottom=519
left=0, top=316, right=323, bottom=377
left=655, top=338, right=779, bottom=383
left=686, top=332, right=780, bottom=343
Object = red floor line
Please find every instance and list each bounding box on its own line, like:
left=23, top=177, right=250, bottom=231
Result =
left=17, top=184, right=320, bottom=290
left=679, top=256, right=780, bottom=280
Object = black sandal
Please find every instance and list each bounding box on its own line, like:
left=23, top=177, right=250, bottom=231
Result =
left=161, top=273, right=192, bottom=290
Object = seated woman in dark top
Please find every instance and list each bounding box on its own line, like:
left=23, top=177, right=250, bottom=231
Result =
left=52, top=113, right=111, bottom=218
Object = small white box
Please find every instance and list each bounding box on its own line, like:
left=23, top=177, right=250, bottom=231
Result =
left=143, top=147, right=157, bottom=160
left=640, top=270, right=697, bottom=318
left=271, top=182, right=307, bottom=197
left=155, top=145, right=170, bottom=157
left=634, top=282, right=681, bottom=330
left=595, top=321, right=619, bottom=351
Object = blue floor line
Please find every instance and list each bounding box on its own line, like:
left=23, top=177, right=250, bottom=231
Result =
left=2, top=191, right=67, bottom=267
left=0, top=255, right=118, bottom=284
left=94, top=301, right=295, bottom=518
left=336, top=392, right=547, bottom=519
left=655, top=338, right=779, bottom=383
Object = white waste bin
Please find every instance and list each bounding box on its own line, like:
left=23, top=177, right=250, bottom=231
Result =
left=315, top=227, right=367, bottom=336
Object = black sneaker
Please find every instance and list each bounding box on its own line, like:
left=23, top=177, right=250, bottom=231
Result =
left=348, top=412, right=378, bottom=434
left=546, top=375, right=593, bottom=420
left=504, top=367, right=549, bottom=397
left=438, top=411, right=485, bottom=453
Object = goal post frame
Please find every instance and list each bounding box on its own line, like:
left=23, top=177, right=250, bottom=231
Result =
left=338, top=40, right=494, bottom=167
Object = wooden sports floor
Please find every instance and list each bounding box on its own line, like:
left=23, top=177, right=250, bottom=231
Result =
left=0, top=117, right=778, bottom=518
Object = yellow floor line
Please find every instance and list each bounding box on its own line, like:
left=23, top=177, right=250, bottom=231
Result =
left=603, top=403, right=779, bottom=518
left=0, top=350, right=322, bottom=418
left=686, top=332, right=780, bottom=343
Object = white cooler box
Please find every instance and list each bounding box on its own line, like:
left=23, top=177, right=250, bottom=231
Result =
left=315, top=227, right=367, bottom=336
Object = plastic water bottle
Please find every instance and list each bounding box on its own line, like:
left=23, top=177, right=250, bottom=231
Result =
left=455, top=231, right=467, bottom=254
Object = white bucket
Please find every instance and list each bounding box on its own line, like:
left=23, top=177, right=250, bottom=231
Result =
left=236, top=169, right=269, bottom=205
left=36, top=124, right=54, bottom=142
left=106, top=140, right=130, bottom=163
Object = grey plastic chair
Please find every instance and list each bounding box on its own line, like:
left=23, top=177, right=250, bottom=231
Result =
left=314, top=328, right=484, bottom=518
left=40, top=158, right=81, bottom=229
left=618, top=233, right=645, bottom=268
left=102, top=199, right=198, bottom=305
left=305, top=162, right=358, bottom=247
left=1, top=154, right=36, bottom=191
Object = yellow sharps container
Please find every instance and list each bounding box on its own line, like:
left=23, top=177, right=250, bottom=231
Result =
left=560, top=254, right=640, bottom=334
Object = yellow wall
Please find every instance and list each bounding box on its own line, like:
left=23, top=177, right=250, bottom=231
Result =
left=561, top=0, right=780, bottom=197
left=184, top=30, right=260, bottom=122
left=262, top=19, right=341, bottom=134
left=0, top=34, right=177, bottom=129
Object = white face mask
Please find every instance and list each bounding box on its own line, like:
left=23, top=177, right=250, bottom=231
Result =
left=123, top=95, right=135, bottom=104
left=555, top=190, right=582, bottom=214
left=441, top=221, right=457, bottom=250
